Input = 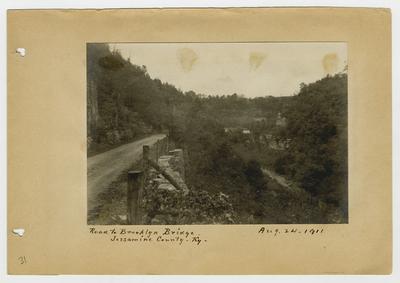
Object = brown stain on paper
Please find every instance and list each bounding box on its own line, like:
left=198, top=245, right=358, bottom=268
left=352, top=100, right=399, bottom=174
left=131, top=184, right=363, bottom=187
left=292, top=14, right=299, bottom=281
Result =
left=322, top=53, right=339, bottom=75
left=177, top=48, right=198, bottom=72
left=249, top=52, right=267, bottom=71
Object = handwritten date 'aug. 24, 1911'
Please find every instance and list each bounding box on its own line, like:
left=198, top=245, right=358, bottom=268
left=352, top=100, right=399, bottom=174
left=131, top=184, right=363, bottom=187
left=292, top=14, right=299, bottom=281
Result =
left=89, top=227, right=325, bottom=246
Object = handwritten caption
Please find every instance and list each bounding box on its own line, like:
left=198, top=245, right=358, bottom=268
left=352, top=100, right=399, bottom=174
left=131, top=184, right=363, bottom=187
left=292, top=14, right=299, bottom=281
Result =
left=88, top=226, right=325, bottom=246
left=89, top=227, right=206, bottom=246
left=258, top=227, right=325, bottom=237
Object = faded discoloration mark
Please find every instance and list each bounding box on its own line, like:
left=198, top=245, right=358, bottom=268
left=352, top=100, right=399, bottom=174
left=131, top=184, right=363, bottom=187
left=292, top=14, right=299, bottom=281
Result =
left=177, top=48, right=198, bottom=72
left=322, top=53, right=339, bottom=75
left=249, top=52, right=267, bottom=71
left=81, top=141, right=86, bottom=153
left=217, top=75, right=233, bottom=83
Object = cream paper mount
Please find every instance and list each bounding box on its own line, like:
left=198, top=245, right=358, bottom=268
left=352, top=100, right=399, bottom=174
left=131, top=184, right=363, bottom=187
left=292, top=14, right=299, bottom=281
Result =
left=7, top=8, right=391, bottom=274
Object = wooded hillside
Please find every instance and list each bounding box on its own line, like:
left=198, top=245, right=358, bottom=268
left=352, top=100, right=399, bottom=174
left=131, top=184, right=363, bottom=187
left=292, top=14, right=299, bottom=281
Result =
left=87, top=43, right=348, bottom=223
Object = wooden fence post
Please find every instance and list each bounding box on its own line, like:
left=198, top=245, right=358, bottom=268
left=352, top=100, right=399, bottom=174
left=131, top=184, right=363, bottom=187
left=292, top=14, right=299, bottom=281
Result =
left=163, top=137, right=167, bottom=155
left=167, top=136, right=169, bottom=153
left=143, top=145, right=150, bottom=180
left=159, top=138, right=164, bottom=156
left=156, top=140, right=160, bottom=161
left=127, top=170, right=143, bottom=225
left=166, top=135, right=169, bottom=153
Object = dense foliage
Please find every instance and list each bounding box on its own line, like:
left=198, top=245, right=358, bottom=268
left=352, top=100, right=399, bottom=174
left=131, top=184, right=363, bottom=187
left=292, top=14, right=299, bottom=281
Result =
left=274, top=74, right=348, bottom=218
left=87, top=43, right=288, bottom=153
left=87, top=44, right=183, bottom=154
left=88, top=43, right=348, bottom=223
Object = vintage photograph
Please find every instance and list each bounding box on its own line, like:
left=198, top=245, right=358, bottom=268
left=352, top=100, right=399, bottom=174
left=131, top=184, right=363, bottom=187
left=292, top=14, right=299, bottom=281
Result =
left=87, top=42, right=348, bottom=225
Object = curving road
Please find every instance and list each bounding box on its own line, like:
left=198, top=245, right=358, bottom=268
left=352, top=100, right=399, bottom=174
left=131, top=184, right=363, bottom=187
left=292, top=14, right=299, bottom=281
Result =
left=87, top=134, right=166, bottom=214
left=262, top=168, right=303, bottom=194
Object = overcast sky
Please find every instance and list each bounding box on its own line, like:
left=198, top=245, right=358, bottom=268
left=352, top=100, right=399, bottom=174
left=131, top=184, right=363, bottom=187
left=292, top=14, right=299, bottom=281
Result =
left=112, top=42, right=347, bottom=98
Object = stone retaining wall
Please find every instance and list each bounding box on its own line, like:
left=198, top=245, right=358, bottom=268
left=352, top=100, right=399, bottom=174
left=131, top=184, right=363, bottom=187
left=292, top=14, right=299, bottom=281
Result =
left=141, top=149, right=236, bottom=225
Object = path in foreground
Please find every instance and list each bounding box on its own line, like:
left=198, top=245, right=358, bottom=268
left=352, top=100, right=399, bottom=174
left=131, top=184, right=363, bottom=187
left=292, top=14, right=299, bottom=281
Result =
left=87, top=134, right=166, bottom=215
left=262, top=168, right=303, bottom=194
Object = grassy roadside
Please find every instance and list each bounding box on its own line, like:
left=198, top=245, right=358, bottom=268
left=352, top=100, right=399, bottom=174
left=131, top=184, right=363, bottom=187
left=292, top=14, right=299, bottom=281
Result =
left=87, top=160, right=142, bottom=225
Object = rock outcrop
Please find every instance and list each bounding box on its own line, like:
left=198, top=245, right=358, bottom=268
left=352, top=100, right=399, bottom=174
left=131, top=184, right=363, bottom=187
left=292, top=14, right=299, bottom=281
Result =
left=141, top=149, right=236, bottom=225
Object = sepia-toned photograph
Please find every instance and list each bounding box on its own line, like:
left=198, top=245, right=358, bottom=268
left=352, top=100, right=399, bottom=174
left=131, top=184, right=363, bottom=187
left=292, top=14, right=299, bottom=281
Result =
left=87, top=42, right=348, bottom=225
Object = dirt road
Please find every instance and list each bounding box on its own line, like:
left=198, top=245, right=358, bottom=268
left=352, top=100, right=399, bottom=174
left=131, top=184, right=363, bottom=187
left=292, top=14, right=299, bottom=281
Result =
left=262, top=168, right=303, bottom=194
left=87, top=134, right=166, bottom=214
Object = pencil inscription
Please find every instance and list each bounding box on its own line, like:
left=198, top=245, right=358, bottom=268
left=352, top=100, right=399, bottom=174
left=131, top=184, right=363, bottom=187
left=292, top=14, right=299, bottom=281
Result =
left=89, top=227, right=206, bottom=245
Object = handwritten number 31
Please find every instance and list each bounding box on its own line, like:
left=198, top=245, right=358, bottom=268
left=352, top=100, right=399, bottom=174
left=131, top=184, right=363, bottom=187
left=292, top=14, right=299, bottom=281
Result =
left=18, top=256, right=27, bottom=265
